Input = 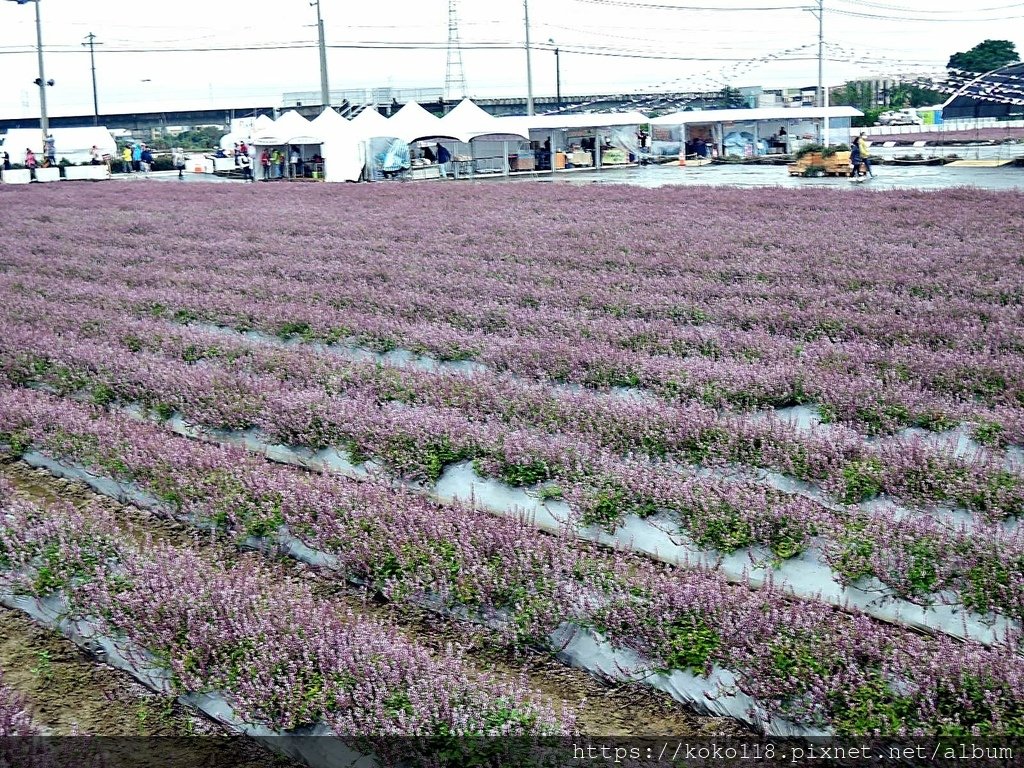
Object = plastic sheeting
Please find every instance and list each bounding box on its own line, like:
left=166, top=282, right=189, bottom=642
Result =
left=367, top=137, right=410, bottom=179
left=8, top=451, right=826, bottom=737
left=26, top=388, right=1017, bottom=648
left=0, top=587, right=379, bottom=768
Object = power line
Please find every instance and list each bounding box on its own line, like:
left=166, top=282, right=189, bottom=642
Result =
left=569, top=0, right=807, bottom=9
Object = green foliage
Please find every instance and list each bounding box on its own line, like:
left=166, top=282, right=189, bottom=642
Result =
left=855, top=402, right=911, bottom=435
left=687, top=504, right=753, bottom=553
left=661, top=612, right=721, bottom=674
left=276, top=320, right=313, bottom=340
left=769, top=630, right=835, bottom=692
left=143, top=126, right=225, bottom=152
left=947, top=39, right=1020, bottom=73
left=972, top=420, right=1006, bottom=448
left=667, top=305, right=710, bottom=325
left=90, top=382, right=116, bottom=407
left=887, top=83, right=946, bottom=109
left=1, top=429, right=31, bottom=457
left=794, top=144, right=823, bottom=160
left=961, top=556, right=1019, bottom=617
left=913, top=410, right=958, bottom=433
left=965, top=469, right=1021, bottom=519
left=152, top=402, right=175, bottom=421
left=832, top=527, right=876, bottom=585
left=934, top=674, right=1024, bottom=737
left=537, top=484, right=563, bottom=502
left=832, top=675, right=918, bottom=735
left=840, top=458, right=885, bottom=503
left=768, top=518, right=810, bottom=561
left=684, top=426, right=730, bottom=464
left=492, top=458, right=551, bottom=487
left=580, top=484, right=628, bottom=530
left=904, top=539, right=939, bottom=597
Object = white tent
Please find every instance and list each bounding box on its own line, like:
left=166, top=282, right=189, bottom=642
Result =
left=349, top=108, right=408, bottom=181
left=437, top=99, right=503, bottom=142
left=272, top=110, right=321, bottom=144
left=313, top=108, right=365, bottom=182
left=649, top=106, right=861, bottom=126
left=386, top=101, right=445, bottom=143
left=651, top=106, right=862, bottom=155
left=350, top=108, right=392, bottom=140
left=1, top=126, right=116, bottom=166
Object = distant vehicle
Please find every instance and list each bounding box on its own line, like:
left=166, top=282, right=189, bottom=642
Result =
left=876, top=108, right=924, bottom=126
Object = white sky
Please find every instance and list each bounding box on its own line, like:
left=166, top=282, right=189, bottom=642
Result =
left=0, top=0, right=1020, bottom=118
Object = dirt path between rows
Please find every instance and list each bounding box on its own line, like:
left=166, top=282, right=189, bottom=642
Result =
left=0, top=457, right=750, bottom=743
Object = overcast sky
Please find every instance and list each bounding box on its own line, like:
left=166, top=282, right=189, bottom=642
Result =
left=0, top=0, right=1020, bottom=118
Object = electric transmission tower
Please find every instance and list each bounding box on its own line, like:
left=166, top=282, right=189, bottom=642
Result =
left=445, top=0, right=467, bottom=101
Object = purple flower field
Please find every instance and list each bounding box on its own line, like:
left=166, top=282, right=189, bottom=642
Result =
left=1, top=182, right=1023, bottom=741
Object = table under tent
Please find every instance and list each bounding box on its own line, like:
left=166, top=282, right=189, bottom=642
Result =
left=649, top=106, right=862, bottom=160
left=250, top=110, right=325, bottom=181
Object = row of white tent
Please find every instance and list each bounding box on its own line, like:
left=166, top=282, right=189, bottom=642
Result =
left=220, top=100, right=862, bottom=182
left=223, top=99, right=651, bottom=182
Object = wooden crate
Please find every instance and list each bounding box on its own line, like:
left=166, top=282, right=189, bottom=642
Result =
left=788, top=150, right=854, bottom=177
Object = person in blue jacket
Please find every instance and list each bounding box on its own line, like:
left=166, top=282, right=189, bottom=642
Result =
left=436, top=143, right=452, bottom=177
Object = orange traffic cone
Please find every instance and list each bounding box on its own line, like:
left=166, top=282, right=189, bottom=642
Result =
left=678, top=148, right=686, bottom=167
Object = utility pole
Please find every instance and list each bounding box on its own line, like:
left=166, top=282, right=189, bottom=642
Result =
left=815, top=0, right=829, bottom=145
left=82, top=32, right=101, bottom=125
left=551, top=42, right=561, bottom=111
left=311, top=0, right=330, bottom=107
left=523, top=0, right=534, bottom=115
left=33, top=0, right=49, bottom=144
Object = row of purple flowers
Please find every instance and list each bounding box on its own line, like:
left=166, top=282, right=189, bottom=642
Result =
left=1, top=388, right=1023, bottom=736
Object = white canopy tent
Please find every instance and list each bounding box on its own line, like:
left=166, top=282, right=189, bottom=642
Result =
left=437, top=99, right=502, bottom=143
left=348, top=107, right=408, bottom=180
left=313, top=108, right=365, bottom=182
left=386, top=101, right=445, bottom=143
left=651, top=106, right=863, bottom=156
left=350, top=108, right=392, bottom=140
left=249, top=110, right=325, bottom=180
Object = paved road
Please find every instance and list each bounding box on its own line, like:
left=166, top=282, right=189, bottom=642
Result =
left=112, top=160, right=1024, bottom=192
left=526, top=162, right=1024, bottom=191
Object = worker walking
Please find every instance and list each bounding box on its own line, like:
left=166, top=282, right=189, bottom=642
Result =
left=857, top=132, right=874, bottom=179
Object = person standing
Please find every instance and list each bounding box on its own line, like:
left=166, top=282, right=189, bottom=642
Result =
left=140, top=145, right=153, bottom=173
left=850, top=137, right=863, bottom=180
left=2, top=151, right=10, bottom=171
left=172, top=147, right=186, bottom=179
left=435, top=143, right=451, bottom=177
left=25, top=148, right=37, bottom=179
left=260, top=148, right=271, bottom=180
left=43, top=134, right=56, bottom=167
left=90, top=145, right=102, bottom=165
left=856, top=132, right=874, bottom=178
left=121, top=145, right=132, bottom=173
left=131, top=143, right=142, bottom=172
left=239, top=152, right=253, bottom=182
